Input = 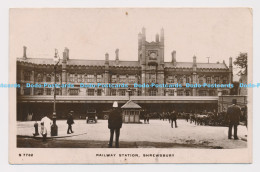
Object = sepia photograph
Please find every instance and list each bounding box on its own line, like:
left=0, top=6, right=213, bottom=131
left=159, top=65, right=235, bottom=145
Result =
left=9, top=8, right=252, bottom=164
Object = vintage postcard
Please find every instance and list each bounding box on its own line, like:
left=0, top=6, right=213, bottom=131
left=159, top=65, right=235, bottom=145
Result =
left=9, top=8, right=252, bottom=164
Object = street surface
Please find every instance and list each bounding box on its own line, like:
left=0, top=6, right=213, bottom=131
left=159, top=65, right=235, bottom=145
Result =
left=17, top=119, right=247, bottom=149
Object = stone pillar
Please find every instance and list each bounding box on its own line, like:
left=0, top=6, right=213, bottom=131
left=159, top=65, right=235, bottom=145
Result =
left=126, top=74, right=129, bottom=84
left=104, top=71, right=109, bottom=96
left=141, top=65, right=146, bottom=96
left=165, top=89, right=169, bottom=96
left=20, top=69, right=24, bottom=81
left=43, top=72, right=46, bottom=95
left=20, top=84, right=24, bottom=95
left=183, top=76, right=186, bottom=85
left=94, top=88, right=97, bottom=96
left=134, top=89, right=138, bottom=96
left=192, top=56, right=197, bottom=96
left=104, top=53, right=110, bottom=95
left=218, top=89, right=223, bottom=96
left=174, top=88, right=177, bottom=96
left=102, top=88, right=105, bottom=96
left=116, top=74, right=119, bottom=83
left=135, top=74, right=138, bottom=84
left=157, top=71, right=165, bottom=96
left=31, top=70, right=34, bottom=95
left=61, top=71, right=67, bottom=95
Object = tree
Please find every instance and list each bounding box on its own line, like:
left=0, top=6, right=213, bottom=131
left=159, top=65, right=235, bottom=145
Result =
left=233, top=53, right=247, bottom=75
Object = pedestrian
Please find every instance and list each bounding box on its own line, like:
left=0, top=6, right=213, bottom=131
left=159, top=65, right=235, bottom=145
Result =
left=186, top=112, right=190, bottom=122
left=170, top=110, right=178, bottom=128
left=33, top=121, right=39, bottom=136
left=146, top=113, right=150, bottom=124
left=40, top=115, right=52, bottom=135
left=227, top=99, right=241, bottom=140
left=108, top=101, right=122, bottom=148
left=40, top=122, right=47, bottom=142
left=141, top=109, right=147, bottom=124
left=67, top=111, right=75, bottom=134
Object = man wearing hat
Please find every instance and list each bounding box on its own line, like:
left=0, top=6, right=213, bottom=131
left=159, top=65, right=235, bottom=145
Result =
left=108, top=101, right=122, bottom=148
left=67, top=111, right=75, bottom=134
left=170, top=109, right=178, bottom=128
left=227, top=99, right=242, bottom=140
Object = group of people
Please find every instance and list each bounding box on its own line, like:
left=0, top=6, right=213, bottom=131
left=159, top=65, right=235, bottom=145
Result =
left=32, top=98, right=244, bottom=146
left=140, top=110, right=150, bottom=124
left=156, top=111, right=179, bottom=128
left=33, top=111, right=75, bottom=142
left=182, top=99, right=243, bottom=140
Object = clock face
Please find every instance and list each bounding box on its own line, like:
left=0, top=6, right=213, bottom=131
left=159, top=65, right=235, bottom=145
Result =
left=150, top=53, right=157, bottom=59
left=148, top=50, right=158, bottom=60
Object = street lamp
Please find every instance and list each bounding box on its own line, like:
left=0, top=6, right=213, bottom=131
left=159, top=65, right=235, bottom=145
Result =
left=126, top=87, right=132, bottom=100
left=51, top=49, right=60, bottom=136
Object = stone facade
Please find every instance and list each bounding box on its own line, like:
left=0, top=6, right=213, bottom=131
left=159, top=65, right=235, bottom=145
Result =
left=17, top=28, right=232, bottom=98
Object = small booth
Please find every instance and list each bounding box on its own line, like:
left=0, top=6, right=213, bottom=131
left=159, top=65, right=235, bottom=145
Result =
left=121, top=100, right=141, bottom=123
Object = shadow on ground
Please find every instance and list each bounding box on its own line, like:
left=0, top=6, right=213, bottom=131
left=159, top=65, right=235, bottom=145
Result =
left=17, top=136, right=223, bottom=149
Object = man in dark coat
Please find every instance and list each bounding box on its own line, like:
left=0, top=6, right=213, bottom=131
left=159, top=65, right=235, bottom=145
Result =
left=227, top=99, right=241, bottom=140
left=146, top=113, right=150, bottom=124
left=108, top=101, right=122, bottom=148
left=33, top=121, right=39, bottom=136
left=170, top=110, right=178, bottom=128
left=141, top=109, right=147, bottom=124
left=67, top=111, right=74, bottom=134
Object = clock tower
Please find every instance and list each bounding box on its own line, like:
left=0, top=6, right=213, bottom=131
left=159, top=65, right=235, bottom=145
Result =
left=138, top=27, right=165, bottom=96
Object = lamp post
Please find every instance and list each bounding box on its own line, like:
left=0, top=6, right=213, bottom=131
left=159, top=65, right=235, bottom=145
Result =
left=51, top=49, right=59, bottom=136
left=126, top=87, right=132, bottom=100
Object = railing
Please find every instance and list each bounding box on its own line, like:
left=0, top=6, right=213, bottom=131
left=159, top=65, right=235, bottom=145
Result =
left=17, top=95, right=219, bottom=103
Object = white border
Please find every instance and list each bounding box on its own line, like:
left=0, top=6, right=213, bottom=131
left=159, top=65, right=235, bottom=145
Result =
left=1, top=0, right=260, bottom=172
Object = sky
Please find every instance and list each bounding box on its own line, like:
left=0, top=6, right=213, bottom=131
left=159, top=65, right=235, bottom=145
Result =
left=10, top=8, right=252, bottom=81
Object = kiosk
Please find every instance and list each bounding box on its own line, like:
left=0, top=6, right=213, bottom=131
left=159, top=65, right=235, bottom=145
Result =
left=121, top=100, right=141, bottom=123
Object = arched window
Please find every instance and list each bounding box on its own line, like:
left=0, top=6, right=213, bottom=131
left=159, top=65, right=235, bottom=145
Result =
left=46, top=74, right=51, bottom=82
left=36, top=73, right=43, bottom=82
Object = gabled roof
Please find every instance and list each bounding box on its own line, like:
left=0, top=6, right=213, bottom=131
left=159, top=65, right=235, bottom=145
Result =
left=17, top=58, right=228, bottom=69
left=17, top=58, right=140, bottom=67
left=17, top=58, right=56, bottom=65
left=121, top=100, right=141, bottom=109
left=165, top=62, right=228, bottom=69
left=110, top=61, right=140, bottom=67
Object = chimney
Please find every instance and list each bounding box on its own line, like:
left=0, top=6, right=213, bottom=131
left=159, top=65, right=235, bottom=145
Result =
left=65, top=47, right=69, bottom=60
left=156, top=33, right=159, bottom=42
left=62, top=50, right=67, bottom=62
left=115, top=49, right=119, bottom=65
left=62, top=47, right=69, bottom=62
left=105, top=53, right=109, bottom=65
left=193, top=55, right=197, bottom=67
left=142, top=27, right=146, bottom=43
left=160, top=28, right=164, bottom=44
left=138, top=32, right=142, bottom=50
left=229, top=57, right=232, bottom=67
left=171, top=50, right=176, bottom=65
left=23, top=46, right=27, bottom=59
left=223, top=60, right=226, bottom=64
